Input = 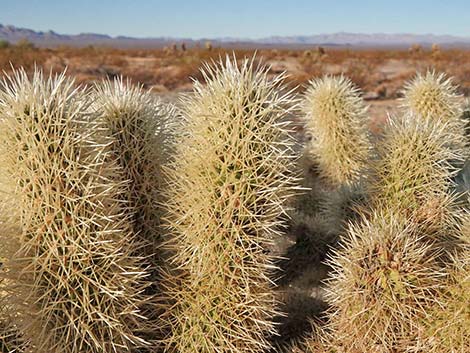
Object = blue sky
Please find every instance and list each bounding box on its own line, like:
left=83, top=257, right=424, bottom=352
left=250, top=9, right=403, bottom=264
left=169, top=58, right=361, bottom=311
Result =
left=1, top=0, right=469, bottom=38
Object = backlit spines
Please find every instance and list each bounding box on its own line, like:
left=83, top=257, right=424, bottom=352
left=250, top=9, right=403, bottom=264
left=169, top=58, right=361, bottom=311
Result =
left=0, top=69, right=149, bottom=353
left=93, top=77, right=177, bottom=259
left=370, top=115, right=466, bottom=218
left=302, top=76, right=371, bottom=186
left=325, top=211, right=445, bottom=352
left=159, top=56, right=299, bottom=353
left=93, top=78, right=179, bottom=347
left=401, top=71, right=462, bottom=124
left=428, top=251, right=470, bottom=353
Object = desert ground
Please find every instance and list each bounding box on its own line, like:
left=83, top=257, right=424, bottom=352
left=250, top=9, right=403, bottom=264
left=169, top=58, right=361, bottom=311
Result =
left=1, top=44, right=470, bottom=104
left=3, top=44, right=470, bottom=133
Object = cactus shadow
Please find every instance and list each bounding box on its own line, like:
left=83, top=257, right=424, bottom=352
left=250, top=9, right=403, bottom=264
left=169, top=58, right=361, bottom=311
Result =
left=272, top=223, right=337, bottom=347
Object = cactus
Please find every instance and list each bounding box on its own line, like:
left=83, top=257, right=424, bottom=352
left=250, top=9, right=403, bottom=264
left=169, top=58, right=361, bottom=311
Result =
left=0, top=305, right=26, bottom=353
left=93, top=77, right=177, bottom=261
left=422, top=211, right=469, bottom=353
left=455, top=101, right=470, bottom=196
left=291, top=76, right=371, bottom=253
left=317, top=184, right=366, bottom=237
left=92, top=78, right=178, bottom=345
left=426, top=250, right=470, bottom=353
left=294, top=73, right=468, bottom=353
left=286, top=324, right=334, bottom=353
left=370, top=115, right=466, bottom=237
left=401, top=71, right=462, bottom=125
left=0, top=69, right=149, bottom=353
left=325, top=211, right=445, bottom=352
left=302, top=76, right=371, bottom=186
left=402, top=72, right=469, bottom=198
left=159, top=56, right=299, bottom=353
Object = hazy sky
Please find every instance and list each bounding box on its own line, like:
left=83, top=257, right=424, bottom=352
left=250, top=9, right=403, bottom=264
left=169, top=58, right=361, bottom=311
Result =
left=1, top=0, right=469, bottom=38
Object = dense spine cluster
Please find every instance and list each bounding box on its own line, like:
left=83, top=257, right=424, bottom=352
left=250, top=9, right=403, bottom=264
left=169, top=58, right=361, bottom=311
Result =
left=428, top=249, right=469, bottom=352
left=295, top=72, right=468, bottom=353
left=302, top=76, right=371, bottom=186
left=325, top=212, right=444, bottom=352
left=93, top=78, right=177, bottom=259
left=159, top=57, right=299, bottom=353
left=292, top=76, right=371, bottom=250
left=0, top=58, right=467, bottom=353
left=370, top=115, right=466, bottom=238
left=0, top=70, right=149, bottom=353
left=401, top=71, right=462, bottom=123
left=93, top=78, right=178, bottom=346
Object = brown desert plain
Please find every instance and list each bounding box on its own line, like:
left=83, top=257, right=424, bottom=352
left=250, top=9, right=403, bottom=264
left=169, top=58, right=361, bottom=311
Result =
left=2, top=44, right=470, bottom=131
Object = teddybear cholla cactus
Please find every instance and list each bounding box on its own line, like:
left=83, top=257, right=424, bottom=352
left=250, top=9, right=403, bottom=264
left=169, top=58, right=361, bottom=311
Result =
left=93, top=78, right=177, bottom=345
left=0, top=69, right=149, bottom=353
left=373, top=71, right=467, bottom=243
left=370, top=115, right=466, bottom=238
left=93, top=77, right=176, bottom=261
left=427, top=250, right=469, bottom=353
left=401, top=72, right=468, bottom=169
left=294, top=76, right=371, bottom=239
left=325, top=211, right=445, bottom=352
left=159, top=56, right=299, bottom=353
left=424, top=212, right=470, bottom=353
left=323, top=73, right=468, bottom=353
left=302, top=76, right=371, bottom=186
left=401, top=71, right=462, bottom=124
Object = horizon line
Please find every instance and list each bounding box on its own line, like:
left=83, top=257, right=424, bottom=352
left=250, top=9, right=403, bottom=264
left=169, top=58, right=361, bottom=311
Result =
left=1, top=23, right=470, bottom=41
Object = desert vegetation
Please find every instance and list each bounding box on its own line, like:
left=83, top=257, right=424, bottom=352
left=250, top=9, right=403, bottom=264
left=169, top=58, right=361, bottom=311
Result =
left=2, top=45, right=470, bottom=97
left=0, top=52, right=468, bottom=353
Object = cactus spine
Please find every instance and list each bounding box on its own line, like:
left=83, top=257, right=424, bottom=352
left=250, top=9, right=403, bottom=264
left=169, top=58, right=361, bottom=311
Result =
left=0, top=69, right=149, bottom=353
left=325, top=211, right=445, bottom=352
left=159, top=57, right=299, bottom=353
left=297, top=72, right=468, bottom=353
left=370, top=116, right=465, bottom=225
left=423, top=212, right=470, bottom=353
left=93, top=78, right=176, bottom=259
left=293, top=76, right=372, bottom=239
left=302, top=75, right=371, bottom=186
left=401, top=71, right=462, bottom=124
left=92, top=78, right=177, bottom=345
left=373, top=72, right=467, bottom=239
left=428, top=250, right=470, bottom=352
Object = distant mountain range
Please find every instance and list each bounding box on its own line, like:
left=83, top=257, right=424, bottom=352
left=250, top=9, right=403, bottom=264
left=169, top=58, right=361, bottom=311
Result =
left=2, top=24, right=470, bottom=48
